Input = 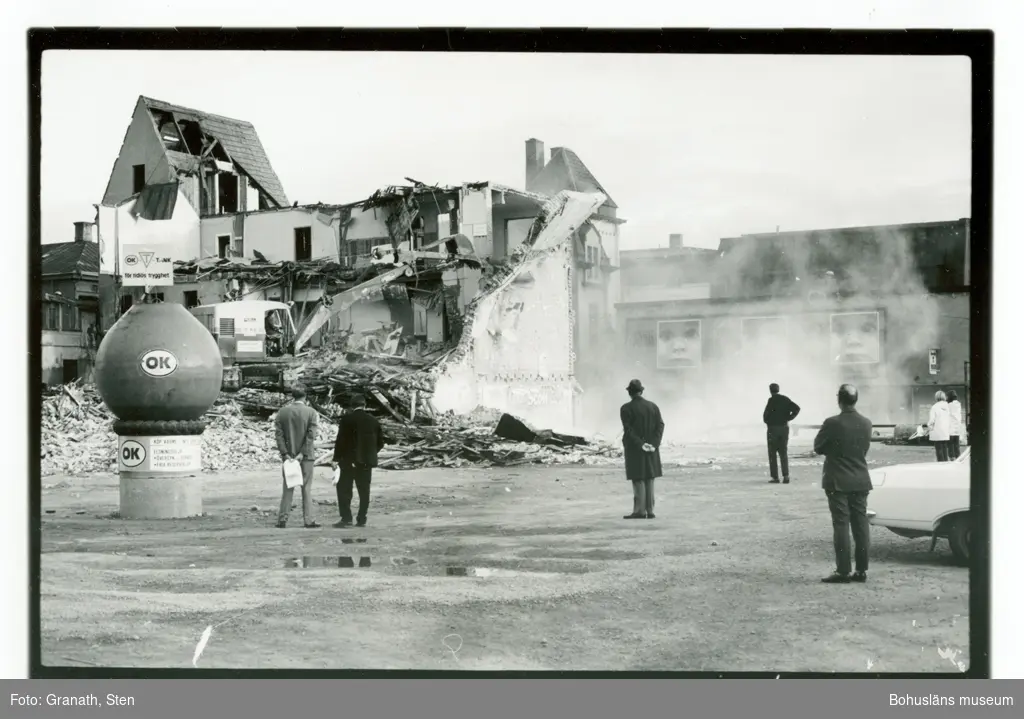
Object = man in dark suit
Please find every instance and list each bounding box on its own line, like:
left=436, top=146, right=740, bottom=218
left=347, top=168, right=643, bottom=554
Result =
left=763, top=383, right=801, bottom=484
left=813, top=384, right=874, bottom=584
left=620, top=379, right=665, bottom=520
left=274, top=385, right=321, bottom=529
left=332, top=393, right=386, bottom=528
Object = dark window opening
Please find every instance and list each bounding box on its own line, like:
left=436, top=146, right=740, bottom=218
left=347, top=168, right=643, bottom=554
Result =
left=210, top=142, right=230, bottom=162
left=259, top=193, right=271, bottom=211
left=295, top=227, right=313, bottom=262
left=62, top=360, right=79, bottom=385
left=133, top=164, right=146, bottom=194
left=119, top=294, right=134, bottom=314
left=156, top=114, right=183, bottom=150
left=176, top=119, right=204, bottom=155
left=218, top=235, right=231, bottom=259
left=219, top=172, right=239, bottom=214
left=183, top=290, right=199, bottom=309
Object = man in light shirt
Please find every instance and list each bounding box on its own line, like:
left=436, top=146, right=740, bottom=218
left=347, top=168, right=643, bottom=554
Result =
left=927, top=390, right=951, bottom=462
left=946, top=390, right=963, bottom=459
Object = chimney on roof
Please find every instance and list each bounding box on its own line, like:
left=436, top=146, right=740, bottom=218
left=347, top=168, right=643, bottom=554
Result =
left=74, top=221, right=95, bottom=243
left=669, top=233, right=683, bottom=249
left=525, top=138, right=545, bottom=191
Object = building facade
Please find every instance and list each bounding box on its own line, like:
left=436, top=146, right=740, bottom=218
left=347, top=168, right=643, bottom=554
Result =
left=617, top=220, right=971, bottom=432
left=41, top=223, right=100, bottom=386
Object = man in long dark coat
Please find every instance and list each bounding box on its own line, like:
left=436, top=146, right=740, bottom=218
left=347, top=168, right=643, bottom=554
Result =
left=331, top=394, right=386, bottom=528
left=620, top=379, right=665, bottom=519
left=813, top=383, right=874, bottom=584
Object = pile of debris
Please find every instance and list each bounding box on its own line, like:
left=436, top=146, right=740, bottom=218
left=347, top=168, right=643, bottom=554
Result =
left=40, top=381, right=622, bottom=477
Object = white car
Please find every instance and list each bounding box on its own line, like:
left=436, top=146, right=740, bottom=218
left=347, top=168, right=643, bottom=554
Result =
left=866, top=448, right=971, bottom=566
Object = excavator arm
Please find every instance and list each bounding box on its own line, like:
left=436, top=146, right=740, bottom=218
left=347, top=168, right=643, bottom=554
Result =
left=291, top=263, right=412, bottom=353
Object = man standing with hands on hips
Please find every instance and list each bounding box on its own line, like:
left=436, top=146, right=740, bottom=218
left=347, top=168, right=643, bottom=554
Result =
left=813, top=384, right=873, bottom=584
left=332, top=393, right=386, bottom=528
left=274, top=385, right=321, bottom=529
left=762, top=382, right=801, bottom=484
left=620, top=379, right=665, bottom=520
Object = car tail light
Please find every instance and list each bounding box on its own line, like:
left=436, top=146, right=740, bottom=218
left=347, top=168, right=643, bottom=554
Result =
left=870, top=470, right=885, bottom=488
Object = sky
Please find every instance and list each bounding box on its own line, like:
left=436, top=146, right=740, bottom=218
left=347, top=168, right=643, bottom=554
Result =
left=41, top=51, right=971, bottom=250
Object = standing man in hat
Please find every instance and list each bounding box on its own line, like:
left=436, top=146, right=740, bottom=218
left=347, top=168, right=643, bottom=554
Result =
left=813, top=384, right=873, bottom=584
left=332, top=393, right=386, bottom=528
left=620, top=379, right=665, bottom=520
left=762, top=383, right=801, bottom=484
left=274, top=385, right=322, bottom=529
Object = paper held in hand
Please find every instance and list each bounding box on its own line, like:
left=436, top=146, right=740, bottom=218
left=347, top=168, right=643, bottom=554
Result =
left=332, top=465, right=341, bottom=486
left=283, top=458, right=303, bottom=488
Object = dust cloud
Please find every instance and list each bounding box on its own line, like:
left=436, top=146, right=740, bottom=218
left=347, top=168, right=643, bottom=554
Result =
left=575, top=227, right=943, bottom=443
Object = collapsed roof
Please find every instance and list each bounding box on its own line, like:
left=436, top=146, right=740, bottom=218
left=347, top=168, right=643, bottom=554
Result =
left=140, top=95, right=290, bottom=209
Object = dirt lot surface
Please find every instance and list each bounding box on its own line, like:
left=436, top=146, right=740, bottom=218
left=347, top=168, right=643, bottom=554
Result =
left=40, top=440, right=969, bottom=672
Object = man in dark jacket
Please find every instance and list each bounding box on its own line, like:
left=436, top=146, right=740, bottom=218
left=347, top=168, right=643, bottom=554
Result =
left=763, top=383, right=801, bottom=484
left=332, top=394, right=385, bottom=528
left=813, top=384, right=874, bottom=584
left=274, top=385, right=321, bottom=529
left=620, top=379, right=665, bottom=520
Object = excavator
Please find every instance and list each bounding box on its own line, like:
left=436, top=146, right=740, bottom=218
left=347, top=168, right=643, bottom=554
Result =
left=192, top=236, right=473, bottom=391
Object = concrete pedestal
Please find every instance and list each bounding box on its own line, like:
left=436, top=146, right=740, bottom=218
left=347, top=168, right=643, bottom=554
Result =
left=120, top=473, right=203, bottom=519
left=117, top=434, right=203, bottom=519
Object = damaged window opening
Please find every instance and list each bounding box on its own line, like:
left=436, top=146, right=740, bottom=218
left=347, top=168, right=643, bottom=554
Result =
left=183, top=290, right=199, bottom=309
left=176, top=119, right=203, bottom=156
left=132, top=164, right=145, bottom=194
left=219, top=173, right=239, bottom=214
left=295, top=227, right=313, bottom=262
left=218, top=235, right=231, bottom=259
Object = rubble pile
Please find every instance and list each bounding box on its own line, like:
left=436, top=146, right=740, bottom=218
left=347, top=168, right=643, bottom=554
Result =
left=40, top=377, right=622, bottom=476
left=40, top=383, right=341, bottom=476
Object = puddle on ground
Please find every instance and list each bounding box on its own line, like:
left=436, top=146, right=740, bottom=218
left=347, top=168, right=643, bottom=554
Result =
left=285, top=556, right=372, bottom=568
left=341, top=538, right=368, bottom=544
left=282, top=556, right=565, bottom=577
left=445, top=566, right=552, bottom=578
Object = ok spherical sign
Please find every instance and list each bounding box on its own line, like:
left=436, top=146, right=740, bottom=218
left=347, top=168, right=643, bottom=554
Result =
left=140, top=349, right=179, bottom=378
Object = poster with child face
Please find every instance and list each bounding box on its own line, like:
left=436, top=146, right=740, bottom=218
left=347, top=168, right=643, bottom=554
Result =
left=830, top=311, right=881, bottom=364
left=656, top=319, right=702, bottom=369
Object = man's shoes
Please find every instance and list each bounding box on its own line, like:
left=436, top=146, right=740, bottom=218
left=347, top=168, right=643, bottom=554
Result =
left=821, top=572, right=852, bottom=584
left=769, top=478, right=780, bottom=484
left=783, top=478, right=790, bottom=484
left=275, top=521, right=287, bottom=529
left=356, top=519, right=367, bottom=528
left=646, top=514, right=656, bottom=519
left=333, top=519, right=352, bottom=528
left=851, top=571, right=867, bottom=583
left=624, top=513, right=647, bottom=519
left=304, top=522, right=322, bottom=529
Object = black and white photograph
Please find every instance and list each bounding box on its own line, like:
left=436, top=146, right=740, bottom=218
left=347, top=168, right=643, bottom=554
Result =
left=28, top=30, right=990, bottom=678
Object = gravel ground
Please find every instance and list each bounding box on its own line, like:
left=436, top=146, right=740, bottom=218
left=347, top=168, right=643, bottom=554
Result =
left=39, top=440, right=969, bottom=672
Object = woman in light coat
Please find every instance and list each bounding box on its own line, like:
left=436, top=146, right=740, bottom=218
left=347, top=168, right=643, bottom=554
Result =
left=946, top=389, right=963, bottom=459
left=927, top=390, right=951, bottom=462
